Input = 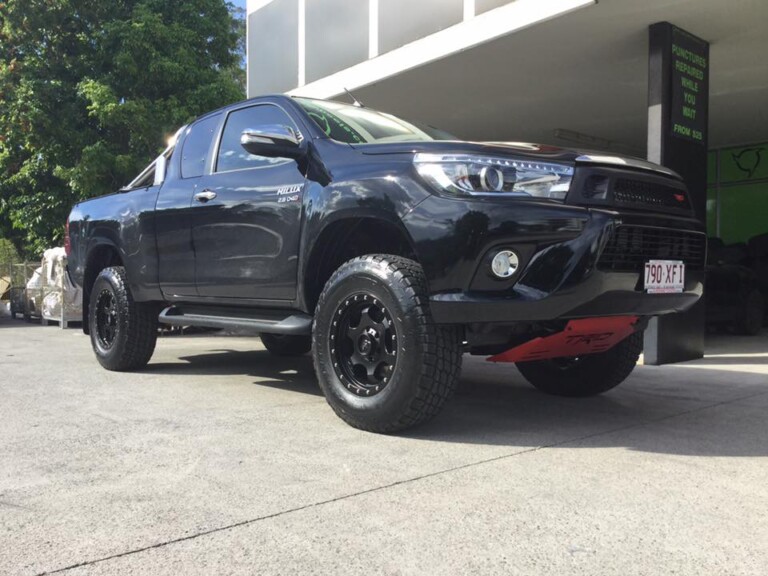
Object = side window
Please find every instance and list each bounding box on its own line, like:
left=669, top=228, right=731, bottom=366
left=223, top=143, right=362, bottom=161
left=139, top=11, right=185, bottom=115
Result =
left=181, top=113, right=221, bottom=178
left=216, top=105, right=298, bottom=173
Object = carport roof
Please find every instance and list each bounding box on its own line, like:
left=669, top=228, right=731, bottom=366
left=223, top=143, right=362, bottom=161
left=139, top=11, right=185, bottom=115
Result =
left=294, top=0, right=768, bottom=154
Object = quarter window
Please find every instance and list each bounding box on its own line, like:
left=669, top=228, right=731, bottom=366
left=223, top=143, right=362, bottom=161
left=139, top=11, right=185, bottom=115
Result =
left=181, top=113, right=221, bottom=178
left=216, top=105, right=298, bottom=173
left=125, top=145, right=175, bottom=190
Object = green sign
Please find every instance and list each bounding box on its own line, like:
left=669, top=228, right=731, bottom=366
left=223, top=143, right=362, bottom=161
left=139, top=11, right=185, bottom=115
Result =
left=670, top=26, right=709, bottom=144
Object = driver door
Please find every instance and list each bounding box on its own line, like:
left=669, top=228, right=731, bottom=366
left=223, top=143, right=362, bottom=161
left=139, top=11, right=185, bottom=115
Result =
left=190, top=103, right=306, bottom=301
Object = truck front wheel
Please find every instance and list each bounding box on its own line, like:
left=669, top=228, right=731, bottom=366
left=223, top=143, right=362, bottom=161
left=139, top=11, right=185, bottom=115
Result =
left=312, top=255, right=462, bottom=433
left=515, top=331, right=643, bottom=397
left=89, top=266, right=158, bottom=371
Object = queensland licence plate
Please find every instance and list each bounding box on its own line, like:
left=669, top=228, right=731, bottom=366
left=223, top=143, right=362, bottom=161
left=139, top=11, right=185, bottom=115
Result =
left=644, top=260, right=685, bottom=293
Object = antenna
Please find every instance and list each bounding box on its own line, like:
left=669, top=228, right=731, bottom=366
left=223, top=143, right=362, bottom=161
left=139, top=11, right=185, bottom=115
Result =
left=343, top=87, right=365, bottom=108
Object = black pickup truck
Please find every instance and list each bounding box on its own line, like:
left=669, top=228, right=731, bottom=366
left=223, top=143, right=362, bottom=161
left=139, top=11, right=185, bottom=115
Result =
left=67, top=95, right=705, bottom=432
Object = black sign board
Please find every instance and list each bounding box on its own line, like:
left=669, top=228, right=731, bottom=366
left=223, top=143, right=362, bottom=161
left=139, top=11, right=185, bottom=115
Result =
left=648, top=21, right=710, bottom=219
left=669, top=27, right=709, bottom=144
left=645, top=22, right=710, bottom=365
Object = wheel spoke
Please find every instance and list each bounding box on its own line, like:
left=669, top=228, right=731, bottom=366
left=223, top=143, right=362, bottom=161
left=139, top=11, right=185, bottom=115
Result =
left=346, top=324, right=358, bottom=340
left=349, top=350, right=367, bottom=368
left=365, top=362, right=378, bottom=381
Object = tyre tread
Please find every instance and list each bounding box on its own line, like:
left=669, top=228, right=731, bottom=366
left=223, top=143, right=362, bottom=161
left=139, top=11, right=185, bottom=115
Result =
left=313, top=254, right=462, bottom=433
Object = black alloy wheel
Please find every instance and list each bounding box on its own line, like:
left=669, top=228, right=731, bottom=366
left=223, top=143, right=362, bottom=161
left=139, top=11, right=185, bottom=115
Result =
left=94, top=289, right=119, bottom=351
left=331, top=293, right=398, bottom=397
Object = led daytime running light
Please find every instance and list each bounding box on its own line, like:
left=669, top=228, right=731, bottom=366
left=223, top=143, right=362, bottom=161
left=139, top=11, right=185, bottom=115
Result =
left=414, top=153, right=574, bottom=176
left=413, top=153, right=574, bottom=200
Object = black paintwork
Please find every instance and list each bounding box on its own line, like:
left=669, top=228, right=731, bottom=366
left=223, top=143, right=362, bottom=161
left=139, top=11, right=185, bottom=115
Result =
left=67, top=94, right=704, bottom=339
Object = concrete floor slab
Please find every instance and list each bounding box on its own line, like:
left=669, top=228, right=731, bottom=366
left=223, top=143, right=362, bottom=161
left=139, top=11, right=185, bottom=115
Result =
left=0, top=322, right=766, bottom=575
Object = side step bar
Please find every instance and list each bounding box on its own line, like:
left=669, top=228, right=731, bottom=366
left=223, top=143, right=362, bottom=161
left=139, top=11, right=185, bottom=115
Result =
left=159, top=306, right=312, bottom=335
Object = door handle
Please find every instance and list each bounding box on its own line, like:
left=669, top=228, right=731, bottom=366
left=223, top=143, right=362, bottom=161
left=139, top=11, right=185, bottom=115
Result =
left=194, top=190, right=217, bottom=203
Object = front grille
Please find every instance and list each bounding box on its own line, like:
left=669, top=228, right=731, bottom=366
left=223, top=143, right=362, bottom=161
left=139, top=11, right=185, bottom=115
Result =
left=613, top=178, right=691, bottom=210
left=598, top=225, right=706, bottom=272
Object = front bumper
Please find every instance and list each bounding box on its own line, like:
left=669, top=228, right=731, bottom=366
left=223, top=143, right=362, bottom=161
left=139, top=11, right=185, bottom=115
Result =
left=403, top=195, right=705, bottom=325
left=429, top=269, right=703, bottom=324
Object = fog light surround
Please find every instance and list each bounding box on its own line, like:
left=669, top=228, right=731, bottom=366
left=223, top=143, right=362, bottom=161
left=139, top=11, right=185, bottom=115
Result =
left=491, top=250, right=520, bottom=279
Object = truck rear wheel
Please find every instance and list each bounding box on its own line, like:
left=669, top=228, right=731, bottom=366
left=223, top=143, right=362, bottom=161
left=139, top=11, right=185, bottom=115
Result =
left=312, top=255, right=462, bottom=433
left=260, top=333, right=312, bottom=356
left=515, top=331, right=643, bottom=397
left=89, top=266, right=158, bottom=371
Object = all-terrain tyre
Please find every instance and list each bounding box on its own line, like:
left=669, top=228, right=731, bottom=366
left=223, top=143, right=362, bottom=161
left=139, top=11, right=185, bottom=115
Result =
left=737, top=289, right=764, bottom=336
left=89, top=266, right=158, bottom=371
left=516, top=331, right=643, bottom=397
left=261, top=333, right=312, bottom=356
left=312, top=255, right=462, bottom=433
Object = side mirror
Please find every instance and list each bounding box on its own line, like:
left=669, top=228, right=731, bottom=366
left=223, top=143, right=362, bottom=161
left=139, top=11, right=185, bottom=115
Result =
left=153, top=154, right=167, bottom=186
left=240, top=125, right=304, bottom=159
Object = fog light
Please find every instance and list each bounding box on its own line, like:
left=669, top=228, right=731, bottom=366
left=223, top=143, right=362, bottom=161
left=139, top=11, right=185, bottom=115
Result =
left=491, top=250, right=519, bottom=278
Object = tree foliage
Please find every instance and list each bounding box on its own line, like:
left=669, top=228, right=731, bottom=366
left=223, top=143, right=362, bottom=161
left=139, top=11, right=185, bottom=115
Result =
left=0, top=237, right=20, bottom=265
left=0, top=0, right=245, bottom=257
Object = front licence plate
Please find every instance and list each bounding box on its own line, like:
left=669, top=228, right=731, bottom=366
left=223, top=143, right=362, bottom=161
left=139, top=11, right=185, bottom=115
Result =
left=644, top=260, right=685, bottom=294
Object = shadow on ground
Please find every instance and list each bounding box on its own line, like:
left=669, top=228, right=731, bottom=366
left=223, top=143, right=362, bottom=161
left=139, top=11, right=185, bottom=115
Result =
left=135, top=332, right=768, bottom=458
left=142, top=350, right=324, bottom=397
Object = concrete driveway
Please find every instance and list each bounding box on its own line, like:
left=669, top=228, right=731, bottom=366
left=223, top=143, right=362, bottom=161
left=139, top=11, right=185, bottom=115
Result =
left=1, top=321, right=766, bottom=575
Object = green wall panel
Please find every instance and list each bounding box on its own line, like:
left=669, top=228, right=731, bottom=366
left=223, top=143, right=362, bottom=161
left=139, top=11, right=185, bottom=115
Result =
left=707, top=143, right=768, bottom=243
left=719, top=145, right=768, bottom=183
left=706, top=186, right=717, bottom=236
left=718, top=182, right=768, bottom=244
left=707, top=151, right=717, bottom=184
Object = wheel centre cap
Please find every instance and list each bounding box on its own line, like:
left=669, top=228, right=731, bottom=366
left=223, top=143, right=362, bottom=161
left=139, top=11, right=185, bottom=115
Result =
left=358, top=328, right=380, bottom=355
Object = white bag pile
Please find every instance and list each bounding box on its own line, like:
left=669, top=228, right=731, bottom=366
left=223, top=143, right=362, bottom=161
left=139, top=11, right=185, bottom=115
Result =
left=37, top=247, right=82, bottom=322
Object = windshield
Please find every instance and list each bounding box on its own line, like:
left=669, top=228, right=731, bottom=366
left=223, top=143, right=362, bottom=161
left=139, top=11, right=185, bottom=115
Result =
left=295, top=98, right=455, bottom=144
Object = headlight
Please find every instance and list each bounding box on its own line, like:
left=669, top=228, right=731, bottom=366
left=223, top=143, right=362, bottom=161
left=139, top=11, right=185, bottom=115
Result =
left=414, top=153, right=574, bottom=200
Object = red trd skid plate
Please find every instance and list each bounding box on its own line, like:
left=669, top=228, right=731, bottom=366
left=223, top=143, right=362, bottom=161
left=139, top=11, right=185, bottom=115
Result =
left=488, top=316, right=640, bottom=363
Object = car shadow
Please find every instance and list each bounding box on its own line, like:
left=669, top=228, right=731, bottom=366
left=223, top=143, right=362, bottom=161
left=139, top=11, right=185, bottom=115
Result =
left=137, top=338, right=768, bottom=458
left=408, top=356, right=768, bottom=455
left=140, top=350, right=324, bottom=397
left=0, top=317, right=38, bottom=328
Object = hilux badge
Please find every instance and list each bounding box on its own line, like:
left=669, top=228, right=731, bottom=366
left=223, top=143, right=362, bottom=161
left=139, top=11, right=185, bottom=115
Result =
left=276, top=184, right=302, bottom=203
left=276, top=184, right=302, bottom=195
